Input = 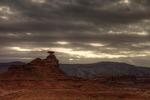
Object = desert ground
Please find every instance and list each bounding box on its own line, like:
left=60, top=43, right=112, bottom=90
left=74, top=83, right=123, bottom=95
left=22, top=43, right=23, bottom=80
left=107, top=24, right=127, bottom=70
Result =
left=0, top=79, right=150, bottom=100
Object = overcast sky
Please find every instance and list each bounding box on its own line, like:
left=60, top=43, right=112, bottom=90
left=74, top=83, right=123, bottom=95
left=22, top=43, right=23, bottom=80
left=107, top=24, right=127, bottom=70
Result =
left=0, top=0, right=149, bottom=66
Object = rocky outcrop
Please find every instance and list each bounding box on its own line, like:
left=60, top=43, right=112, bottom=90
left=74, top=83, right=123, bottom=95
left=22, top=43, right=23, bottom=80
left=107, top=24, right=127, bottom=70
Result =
left=0, top=51, right=67, bottom=80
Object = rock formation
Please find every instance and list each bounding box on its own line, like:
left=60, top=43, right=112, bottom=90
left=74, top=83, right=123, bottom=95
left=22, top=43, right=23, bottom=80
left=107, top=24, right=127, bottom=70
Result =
left=0, top=51, right=67, bottom=80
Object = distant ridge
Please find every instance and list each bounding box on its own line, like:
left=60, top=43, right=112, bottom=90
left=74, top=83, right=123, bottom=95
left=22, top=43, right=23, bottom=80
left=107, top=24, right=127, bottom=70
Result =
left=0, top=61, right=25, bottom=73
left=60, top=62, right=150, bottom=78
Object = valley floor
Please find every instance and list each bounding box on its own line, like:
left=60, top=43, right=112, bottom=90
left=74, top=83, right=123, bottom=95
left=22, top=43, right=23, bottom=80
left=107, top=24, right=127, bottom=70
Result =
left=0, top=80, right=150, bottom=100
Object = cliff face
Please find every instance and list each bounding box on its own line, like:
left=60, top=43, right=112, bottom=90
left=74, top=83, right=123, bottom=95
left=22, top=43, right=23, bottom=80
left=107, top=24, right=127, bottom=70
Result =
left=0, top=51, right=67, bottom=80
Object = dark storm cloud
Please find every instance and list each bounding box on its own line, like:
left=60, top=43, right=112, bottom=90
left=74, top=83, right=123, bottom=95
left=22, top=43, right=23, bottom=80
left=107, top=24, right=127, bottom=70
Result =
left=0, top=0, right=150, bottom=32
left=0, top=32, right=149, bottom=43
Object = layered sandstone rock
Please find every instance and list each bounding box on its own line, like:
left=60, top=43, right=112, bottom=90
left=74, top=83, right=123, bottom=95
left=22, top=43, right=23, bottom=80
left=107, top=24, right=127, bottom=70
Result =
left=0, top=51, right=67, bottom=80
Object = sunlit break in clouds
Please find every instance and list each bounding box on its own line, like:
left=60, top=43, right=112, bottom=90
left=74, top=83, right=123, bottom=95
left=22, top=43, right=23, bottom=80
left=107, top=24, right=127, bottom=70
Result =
left=31, top=0, right=47, bottom=4
left=56, top=41, right=70, bottom=45
left=0, top=0, right=150, bottom=66
left=120, top=0, right=130, bottom=4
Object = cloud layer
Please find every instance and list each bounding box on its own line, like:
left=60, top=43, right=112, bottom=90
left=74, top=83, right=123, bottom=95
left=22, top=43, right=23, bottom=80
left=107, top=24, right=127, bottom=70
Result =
left=0, top=0, right=150, bottom=66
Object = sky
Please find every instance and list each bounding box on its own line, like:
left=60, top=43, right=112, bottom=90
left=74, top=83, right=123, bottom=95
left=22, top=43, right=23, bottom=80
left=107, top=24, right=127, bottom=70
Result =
left=0, top=0, right=149, bottom=66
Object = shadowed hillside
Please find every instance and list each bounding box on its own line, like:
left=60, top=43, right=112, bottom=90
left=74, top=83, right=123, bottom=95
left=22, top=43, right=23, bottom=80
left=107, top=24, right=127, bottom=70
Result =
left=61, top=62, right=150, bottom=78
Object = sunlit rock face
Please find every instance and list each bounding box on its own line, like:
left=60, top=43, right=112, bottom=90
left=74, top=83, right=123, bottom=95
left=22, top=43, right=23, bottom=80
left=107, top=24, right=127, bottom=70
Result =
left=0, top=51, right=66, bottom=80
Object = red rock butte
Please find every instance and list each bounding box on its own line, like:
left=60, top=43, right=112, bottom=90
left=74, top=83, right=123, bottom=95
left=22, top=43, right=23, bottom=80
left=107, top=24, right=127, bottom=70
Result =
left=0, top=51, right=67, bottom=80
